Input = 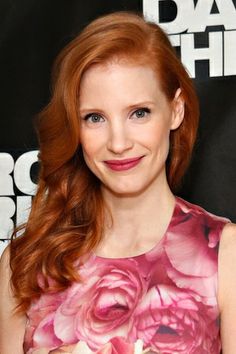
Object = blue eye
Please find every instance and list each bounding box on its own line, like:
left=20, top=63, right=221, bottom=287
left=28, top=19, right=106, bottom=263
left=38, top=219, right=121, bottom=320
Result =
left=133, top=108, right=150, bottom=119
left=84, top=113, right=105, bottom=123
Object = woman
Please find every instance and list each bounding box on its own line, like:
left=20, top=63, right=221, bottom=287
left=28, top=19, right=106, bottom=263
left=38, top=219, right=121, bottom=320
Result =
left=0, top=11, right=236, bottom=354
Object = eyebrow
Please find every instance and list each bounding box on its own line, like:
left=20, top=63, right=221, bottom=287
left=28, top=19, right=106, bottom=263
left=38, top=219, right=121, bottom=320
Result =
left=79, top=101, right=155, bottom=114
left=127, top=101, right=155, bottom=109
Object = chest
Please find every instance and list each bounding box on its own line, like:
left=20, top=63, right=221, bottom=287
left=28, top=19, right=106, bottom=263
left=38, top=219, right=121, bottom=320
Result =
left=24, top=242, right=220, bottom=353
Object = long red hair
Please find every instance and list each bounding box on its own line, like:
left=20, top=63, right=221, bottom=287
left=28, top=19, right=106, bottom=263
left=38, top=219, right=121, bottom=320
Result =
left=10, top=12, right=199, bottom=312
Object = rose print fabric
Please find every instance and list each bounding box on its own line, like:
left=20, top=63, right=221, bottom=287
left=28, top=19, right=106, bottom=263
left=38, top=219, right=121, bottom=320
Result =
left=24, top=197, right=229, bottom=354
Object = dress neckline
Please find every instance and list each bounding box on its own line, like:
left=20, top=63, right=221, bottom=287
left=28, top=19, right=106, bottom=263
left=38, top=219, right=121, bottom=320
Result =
left=93, top=196, right=179, bottom=261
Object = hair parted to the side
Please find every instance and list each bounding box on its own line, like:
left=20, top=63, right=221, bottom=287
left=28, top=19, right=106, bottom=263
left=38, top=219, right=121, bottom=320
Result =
left=10, top=11, right=199, bottom=312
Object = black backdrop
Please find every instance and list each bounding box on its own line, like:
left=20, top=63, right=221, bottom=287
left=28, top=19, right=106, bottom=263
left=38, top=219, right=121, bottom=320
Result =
left=0, top=0, right=236, bottom=252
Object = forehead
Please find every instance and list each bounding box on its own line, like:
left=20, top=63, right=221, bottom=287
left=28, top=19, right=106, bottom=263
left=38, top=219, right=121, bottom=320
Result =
left=79, top=62, right=164, bottom=107
left=80, top=60, right=159, bottom=86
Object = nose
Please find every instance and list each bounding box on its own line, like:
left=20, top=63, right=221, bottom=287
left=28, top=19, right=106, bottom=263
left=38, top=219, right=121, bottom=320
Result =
left=107, top=120, right=133, bottom=155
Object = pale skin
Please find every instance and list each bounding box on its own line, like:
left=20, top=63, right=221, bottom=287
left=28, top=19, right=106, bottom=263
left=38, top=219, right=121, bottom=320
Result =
left=0, top=62, right=236, bottom=353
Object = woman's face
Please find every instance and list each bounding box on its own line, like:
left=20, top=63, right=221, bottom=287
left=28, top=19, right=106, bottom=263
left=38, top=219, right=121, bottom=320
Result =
left=79, top=62, right=184, bottom=196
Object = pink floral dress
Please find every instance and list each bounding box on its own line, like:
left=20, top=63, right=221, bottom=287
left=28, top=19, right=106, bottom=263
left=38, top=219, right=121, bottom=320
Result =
left=24, top=197, right=229, bottom=354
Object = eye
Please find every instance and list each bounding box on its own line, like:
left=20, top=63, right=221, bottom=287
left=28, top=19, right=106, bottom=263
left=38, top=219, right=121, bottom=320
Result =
left=132, top=107, right=151, bottom=119
left=84, top=113, right=105, bottom=123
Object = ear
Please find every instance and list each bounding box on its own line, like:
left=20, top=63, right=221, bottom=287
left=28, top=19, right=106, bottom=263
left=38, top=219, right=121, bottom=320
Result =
left=170, top=88, right=185, bottom=130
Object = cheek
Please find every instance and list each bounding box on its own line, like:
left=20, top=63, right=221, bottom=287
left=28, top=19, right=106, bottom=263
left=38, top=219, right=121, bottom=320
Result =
left=144, top=121, right=171, bottom=150
left=80, top=130, right=106, bottom=174
left=80, top=140, right=94, bottom=160
left=80, top=130, right=98, bottom=159
left=80, top=140, right=98, bottom=176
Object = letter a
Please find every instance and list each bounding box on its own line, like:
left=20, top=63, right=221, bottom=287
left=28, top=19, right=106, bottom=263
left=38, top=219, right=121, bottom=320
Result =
left=189, top=0, right=236, bottom=32
left=143, top=0, right=194, bottom=34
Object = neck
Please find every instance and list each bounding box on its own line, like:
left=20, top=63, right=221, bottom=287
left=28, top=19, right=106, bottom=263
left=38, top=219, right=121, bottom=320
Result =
left=103, top=169, right=174, bottom=214
left=97, top=174, right=175, bottom=257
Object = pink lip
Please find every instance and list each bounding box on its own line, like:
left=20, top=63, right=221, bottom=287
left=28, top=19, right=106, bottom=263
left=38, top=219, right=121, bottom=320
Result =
left=104, top=156, right=144, bottom=171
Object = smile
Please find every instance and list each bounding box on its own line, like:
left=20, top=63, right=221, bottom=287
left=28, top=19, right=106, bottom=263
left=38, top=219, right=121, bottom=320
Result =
left=104, top=156, right=144, bottom=171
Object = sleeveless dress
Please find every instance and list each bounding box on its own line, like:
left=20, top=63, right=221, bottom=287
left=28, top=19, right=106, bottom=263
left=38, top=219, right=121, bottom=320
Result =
left=23, top=197, right=229, bottom=354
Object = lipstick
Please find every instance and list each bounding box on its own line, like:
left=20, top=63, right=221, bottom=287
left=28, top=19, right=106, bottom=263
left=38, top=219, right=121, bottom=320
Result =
left=104, top=156, right=143, bottom=171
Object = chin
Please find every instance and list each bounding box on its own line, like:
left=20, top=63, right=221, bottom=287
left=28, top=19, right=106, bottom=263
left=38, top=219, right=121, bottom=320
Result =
left=103, top=181, right=150, bottom=197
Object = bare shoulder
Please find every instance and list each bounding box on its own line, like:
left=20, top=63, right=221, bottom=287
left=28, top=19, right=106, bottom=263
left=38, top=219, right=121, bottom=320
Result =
left=220, top=222, right=236, bottom=249
left=218, top=222, right=236, bottom=287
left=0, top=244, right=26, bottom=354
left=0, top=244, right=11, bottom=286
left=218, top=222, right=236, bottom=300
left=218, top=222, right=236, bottom=353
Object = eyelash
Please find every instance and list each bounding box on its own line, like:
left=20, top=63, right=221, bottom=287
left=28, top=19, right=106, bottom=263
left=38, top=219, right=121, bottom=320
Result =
left=132, top=107, right=151, bottom=119
left=83, top=107, right=151, bottom=123
left=83, top=113, right=104, bottom=123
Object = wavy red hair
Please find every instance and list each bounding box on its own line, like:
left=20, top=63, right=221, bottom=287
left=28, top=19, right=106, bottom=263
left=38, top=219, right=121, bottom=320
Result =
left=10, top=11, right=199, bottom=312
